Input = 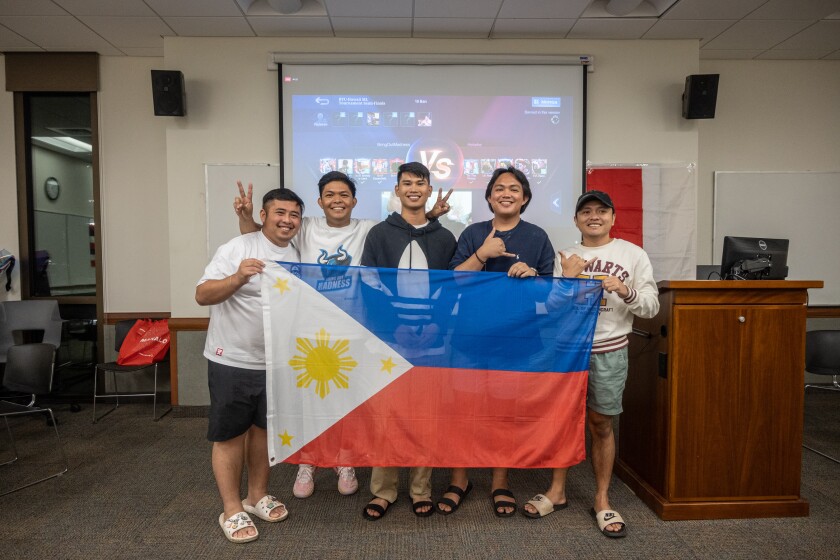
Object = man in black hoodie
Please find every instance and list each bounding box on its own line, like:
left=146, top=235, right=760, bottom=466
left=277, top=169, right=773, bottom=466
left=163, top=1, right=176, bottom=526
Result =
left=360, top=162, right=457, bottom=520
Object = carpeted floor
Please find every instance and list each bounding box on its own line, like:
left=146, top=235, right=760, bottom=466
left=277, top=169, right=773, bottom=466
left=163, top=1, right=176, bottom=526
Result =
left=1, top=391, right=838, bottom=560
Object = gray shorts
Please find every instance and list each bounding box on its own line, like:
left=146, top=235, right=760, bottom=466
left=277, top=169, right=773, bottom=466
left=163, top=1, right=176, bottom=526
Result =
left=586, top=347, right=628, bottom=416
left=206, top=361, right=267, bottom=442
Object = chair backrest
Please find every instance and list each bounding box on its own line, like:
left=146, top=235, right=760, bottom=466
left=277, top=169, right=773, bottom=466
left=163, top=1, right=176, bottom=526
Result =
left=805, top=330, right=840, bottom=376
left=0, top=301, right=63, bottom=364
left=115, top=319, right=139, bottom=353
left=2, top=343, right=56, bottom=394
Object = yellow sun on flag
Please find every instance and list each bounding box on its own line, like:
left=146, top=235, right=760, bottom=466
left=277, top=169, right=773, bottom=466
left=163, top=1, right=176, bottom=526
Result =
left=289, top=328, right=357, bottom=399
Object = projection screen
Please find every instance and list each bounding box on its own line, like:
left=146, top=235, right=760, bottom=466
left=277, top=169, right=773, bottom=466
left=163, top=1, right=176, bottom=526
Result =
left=279, top=58, right=587, bottom=250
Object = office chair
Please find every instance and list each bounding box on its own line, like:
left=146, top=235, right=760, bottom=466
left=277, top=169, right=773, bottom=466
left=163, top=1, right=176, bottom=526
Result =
left=92, top=319, right=172, bottom=423
left=0, top=343, right=69, bottom=496
left=802, top=330, right=840, bottom=464
left=0, top=300, right=64, bottom=366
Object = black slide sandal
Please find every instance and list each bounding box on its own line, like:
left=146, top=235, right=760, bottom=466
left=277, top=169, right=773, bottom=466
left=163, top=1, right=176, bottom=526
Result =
left=435, top=481, right=473, bottom=515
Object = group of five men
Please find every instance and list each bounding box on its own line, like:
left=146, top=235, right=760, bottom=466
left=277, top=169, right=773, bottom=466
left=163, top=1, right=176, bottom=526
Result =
left=196, top=162, right=659, bottom=544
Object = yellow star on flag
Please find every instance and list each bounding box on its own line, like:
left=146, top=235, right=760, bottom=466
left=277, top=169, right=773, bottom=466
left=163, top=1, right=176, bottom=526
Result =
left=380, top=357, right=396, bottom=374
left=278, top=430, right=293, bottom=446
left=273, top=278, right=291, bottom=295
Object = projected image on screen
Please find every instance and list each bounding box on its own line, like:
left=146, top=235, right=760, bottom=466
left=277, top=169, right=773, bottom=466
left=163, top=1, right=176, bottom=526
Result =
left=292, top=95, right=572, bottom=217
left=280, top=64, right=585, bottom=251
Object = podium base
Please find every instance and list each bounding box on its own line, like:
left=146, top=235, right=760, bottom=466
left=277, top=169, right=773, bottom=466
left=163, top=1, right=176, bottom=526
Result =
left=614, top=459, right=809, bottom=521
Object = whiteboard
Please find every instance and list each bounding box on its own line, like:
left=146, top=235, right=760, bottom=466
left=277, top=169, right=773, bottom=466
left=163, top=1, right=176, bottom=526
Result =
left=205, top=164, right=281, bottom=258
left=713, top=171, right=840, bottom=306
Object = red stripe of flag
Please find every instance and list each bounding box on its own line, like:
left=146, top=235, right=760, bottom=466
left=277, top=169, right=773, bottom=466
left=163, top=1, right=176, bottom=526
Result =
left=284, top=366, right=588, bottom=468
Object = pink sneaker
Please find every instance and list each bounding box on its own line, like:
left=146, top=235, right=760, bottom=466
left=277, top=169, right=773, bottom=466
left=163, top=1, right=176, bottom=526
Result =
left=335, top=466, right=358, bottom=495
left=293, top=464, right=316, bottom=498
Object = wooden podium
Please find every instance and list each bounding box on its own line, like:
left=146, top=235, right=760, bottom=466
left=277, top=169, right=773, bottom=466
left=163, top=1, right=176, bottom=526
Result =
left=615, top=280, right=822, bottom=520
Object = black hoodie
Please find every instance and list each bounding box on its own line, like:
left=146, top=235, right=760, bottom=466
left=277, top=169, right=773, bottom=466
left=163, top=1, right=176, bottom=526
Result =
left=360, top=212, right=456, bottom=270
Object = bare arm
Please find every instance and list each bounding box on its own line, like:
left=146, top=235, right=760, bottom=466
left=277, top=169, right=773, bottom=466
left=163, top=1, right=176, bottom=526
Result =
left=195, top=258, right=264, bottom=306
left=234, top=181, right=261, bottom=234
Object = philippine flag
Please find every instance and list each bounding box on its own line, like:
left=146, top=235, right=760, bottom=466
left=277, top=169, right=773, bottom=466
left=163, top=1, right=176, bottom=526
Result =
left=263, top=262, right=602, bottom=469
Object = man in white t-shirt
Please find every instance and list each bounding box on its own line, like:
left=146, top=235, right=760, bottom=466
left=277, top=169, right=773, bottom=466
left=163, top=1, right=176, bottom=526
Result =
left=521, top=190, right=659, bottom=539
left=234, top=172, right=454, bottom=499
left=196, top=188, right=303, bottom=544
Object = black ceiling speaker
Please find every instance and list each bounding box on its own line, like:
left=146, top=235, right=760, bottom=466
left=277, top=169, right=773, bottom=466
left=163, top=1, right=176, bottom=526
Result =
left=151, top=70, right=186, bottom=117
left=682, top=74, right=719, bottom=119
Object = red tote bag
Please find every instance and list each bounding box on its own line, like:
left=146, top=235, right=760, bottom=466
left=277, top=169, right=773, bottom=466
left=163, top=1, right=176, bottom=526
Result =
left=116, top=319, right=171, bottom=366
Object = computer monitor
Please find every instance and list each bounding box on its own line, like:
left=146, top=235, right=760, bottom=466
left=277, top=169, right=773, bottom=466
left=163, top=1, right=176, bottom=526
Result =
left=720, top=236, right=789, bottom=280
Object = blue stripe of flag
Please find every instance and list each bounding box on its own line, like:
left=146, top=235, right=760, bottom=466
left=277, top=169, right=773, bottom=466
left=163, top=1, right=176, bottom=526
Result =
left=278, top=262, right=602, bottom=374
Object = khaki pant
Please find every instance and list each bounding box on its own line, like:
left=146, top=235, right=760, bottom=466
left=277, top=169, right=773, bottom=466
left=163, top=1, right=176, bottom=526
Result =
left=369, top=466, right=433, bottom=503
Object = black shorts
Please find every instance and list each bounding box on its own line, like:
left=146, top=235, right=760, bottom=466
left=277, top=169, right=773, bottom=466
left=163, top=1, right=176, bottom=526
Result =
left=206, top=361, right=267, bottom=442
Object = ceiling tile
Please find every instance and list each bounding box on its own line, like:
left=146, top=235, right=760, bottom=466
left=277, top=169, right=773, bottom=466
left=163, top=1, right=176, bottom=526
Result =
left=823, top=49, right=840, bottom=58
left=746, top=0, right=840, bottom=20
left=757, top=48, right=834, bottom=59
left=0, top=0, right=67, bottom=16
left=52, top=0, right=156, bottom=16
left=247, top=16, right=333, bottom=36
left=497, top=0, right=591, bottom=19
left=0, top=15, right=115, bottom=49
left=323, top=0, right=412, bottom=18
left=775, top=20, right=840, bottom=50
left=163, top=16, right=255, bottom=36
left=703, top=19, right=814, bottom=50
left=331, top=17, right=411, bottom=37
left=662, top=0, right=767, bottom=20
left=413, top=18, right=494, bottom=38
left=567, top=18, right=657, bottom=39
left=145, top=0, right=245, bottom=17
left=491, top=18, right=575, bottom=38
left=77, top=16, right=174, bottom=47
left=643, top=19, right=735, bottom=46
left=699, top=49, right=764, bottom=59
left=0, top=24, right=40, bottom=49
left=415, top=0, right=503, bottom=19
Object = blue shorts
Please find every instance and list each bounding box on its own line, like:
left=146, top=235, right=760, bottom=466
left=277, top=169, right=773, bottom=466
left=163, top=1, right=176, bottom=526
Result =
left=206, top=361, right=267, bottom=442
left=586, top=347, right=628, bottom=416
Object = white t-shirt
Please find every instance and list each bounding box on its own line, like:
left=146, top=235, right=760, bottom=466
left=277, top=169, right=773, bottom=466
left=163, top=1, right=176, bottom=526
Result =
left=198, top=231, right=299, bottom=369
left=556, top=238, right=659, bottom=353
left=294, top=217, right=376, bottom=266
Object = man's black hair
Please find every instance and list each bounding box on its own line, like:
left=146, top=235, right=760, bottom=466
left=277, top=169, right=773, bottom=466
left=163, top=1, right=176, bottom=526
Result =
left=318, top=171, right=356, bottom=197
left=484, top=166, right=531, bottom=214
left=262, top=187, right=305, bottom=214
left=396, top=162, right=431, bottom=184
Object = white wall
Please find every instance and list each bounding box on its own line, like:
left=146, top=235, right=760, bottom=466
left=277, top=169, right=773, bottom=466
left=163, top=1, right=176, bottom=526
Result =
left=697, top=60, right=840, bottom=264
left=162, top=37, right=700, bottom=317
left=98, top=57, right=170, bottom=313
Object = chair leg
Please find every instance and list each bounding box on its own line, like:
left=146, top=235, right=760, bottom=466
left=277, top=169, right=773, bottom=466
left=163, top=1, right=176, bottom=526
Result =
left=804, top=384, right=840, bottom=393
left=802, top=444, right=840, bottom=465
left=0, top=417, right=19, bottom=467
left=92, top=368, right=118, bottom=424
left=152, top=364, right=172, bottom=422
left=0, top=408, right=69, bottom=497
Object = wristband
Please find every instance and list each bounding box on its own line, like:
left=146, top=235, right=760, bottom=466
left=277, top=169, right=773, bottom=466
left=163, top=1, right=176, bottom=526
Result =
left=475, top=252, right=486, bottom=265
